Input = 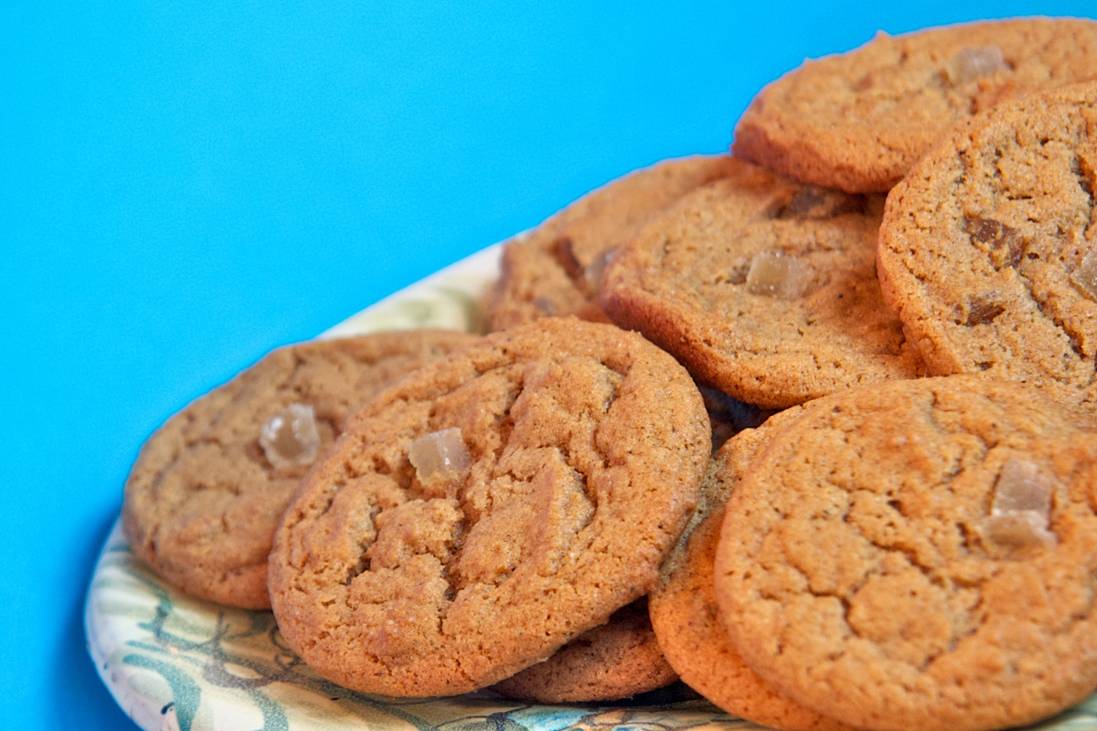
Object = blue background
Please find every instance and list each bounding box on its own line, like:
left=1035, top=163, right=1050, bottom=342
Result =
left=3, top=2, right=1093, bottom=727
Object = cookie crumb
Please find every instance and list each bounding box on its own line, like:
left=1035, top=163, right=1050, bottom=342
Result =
left=947, top=46, right=1009, bottom=84
left=746, top=251, right=812, bottom=299
left=408, top=427, right=471, bottom=481
left=260, top=403, right=320, bottom=469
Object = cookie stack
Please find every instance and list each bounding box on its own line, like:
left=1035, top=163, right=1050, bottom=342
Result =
left=124, top=319, right=714, bottom=701
left=484, top=15, right=1097, bottom=729
left=123, top=17, right=1097, bottom=731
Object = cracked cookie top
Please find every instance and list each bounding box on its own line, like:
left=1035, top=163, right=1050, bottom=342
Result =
left=878, top=81, right=1097, bottom=407
left=713, top=376, right=1097, bottom=731
left=122, top=330, right=476, bottom=609
left=485, top=155, right=737, bottom=331
left=600, top=157, right=922, bottom=409
left=734, top=19, right=1097, bottom=192
left=266, top=318, right=710, bottom=697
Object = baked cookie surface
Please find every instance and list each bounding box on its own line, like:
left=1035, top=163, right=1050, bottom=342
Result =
left=493, top=599, right=677, bottom=703
left=601, top=158, right=921, bottom=408
left=486, top=155, right=736, bottom=331
left=878, top=82, right=1097, bottom=406
left=650, top=408, right=850, bottom=731
left=713, top=376, right=1097, bottom=731
left=267, top=318, right=710, bottom=697
left=734, top=18, right=1097, bottom=193
left=122, top=330, right=476, bottom=609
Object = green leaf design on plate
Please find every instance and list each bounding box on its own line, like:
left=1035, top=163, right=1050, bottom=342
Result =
left=244, top=688, right=289, bottom=731
left=123, top=654, right=202, bottom=731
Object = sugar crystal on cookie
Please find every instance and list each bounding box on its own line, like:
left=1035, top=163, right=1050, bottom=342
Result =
left=585, top=247, right=617, bottom=291
left=1071, top=248, right=1097, bottom=301
left=746, top=250, right=812, bottom=299
left=947, top=46, right=1009, bottom=84
left=409, top=427, right=471, bottom=481
left=260, top=402, right=321, bottom=469
left=983, top=458, right=1056, bottom=549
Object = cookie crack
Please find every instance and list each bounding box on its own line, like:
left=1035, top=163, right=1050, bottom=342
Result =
left=963, top=211, right=1095, bottom=385
left=1013, top=262, right=1091, bottom=373
left=779, top=547, right=861, bottom=644
left=787, top=402, right=1004, bottom=676
left=1071, top=152, right=1096, bottom=236
left=441, top=365, right=621, bottom=603
left=301, top=349, right=641, bottom=687
left=441, top=373, right=525, bottom=602
left=343, top=502, right=382, bottom=586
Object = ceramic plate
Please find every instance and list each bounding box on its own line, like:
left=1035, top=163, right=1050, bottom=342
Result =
left=86, top=240, right=1097, bottom=731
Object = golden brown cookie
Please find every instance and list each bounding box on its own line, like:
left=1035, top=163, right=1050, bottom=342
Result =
left=267, top=318, right=710, bottom=697
left=493, top=599, right=677, bottom=703
left=601, top=158, right=922, bottom=409
left=651, top=407, right=850, bottom=731
left=485, top=155, right=737, bottom=331
left=734, top=18, right=1097, bottom=192
left=122, top=330, right=475, bottom=609
left=714, top=376, right=1097, bottom=731
left=878, top=81, right=1097, bottom=407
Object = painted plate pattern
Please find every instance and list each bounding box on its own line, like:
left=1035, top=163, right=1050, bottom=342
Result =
left=86, top=241, right=1097, bottom=730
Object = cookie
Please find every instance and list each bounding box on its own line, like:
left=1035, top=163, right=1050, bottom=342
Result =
left=651, top=408, right=851, bottom=731
left=733, top=18, right=1097, bottom=192
left=878, top=81, right=1097, bottom=407
left=485, top=155, right=737, bottom=331
left=267, top=318, right=710, bottom=697
left=122, top=329, right=476, bottom=609
left=600, top=158, right=922, bottom=409
left=713, top=376, right=1097, bottom=731
left=494, top=599, right=677, bottom=703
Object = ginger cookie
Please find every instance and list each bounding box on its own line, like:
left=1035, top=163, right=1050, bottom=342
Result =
left=493, top=599, right=677, bottom=703
left=122, top=330, right=475, bottom=609
left=878, top=82, right=1097, bottom=407
left=651, top=407, right=850, bottom=731
left=485, top=155, right=736, bottom=331
left=733, top=18, right=1097, bottom=192
left=267, top=318, right=710, bottom=697
left=713, top=376, right=1097, bottom=731
left=600, top=158, right=922, bottom=409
